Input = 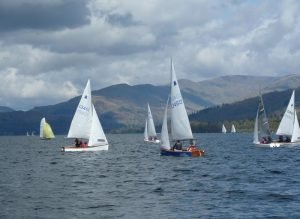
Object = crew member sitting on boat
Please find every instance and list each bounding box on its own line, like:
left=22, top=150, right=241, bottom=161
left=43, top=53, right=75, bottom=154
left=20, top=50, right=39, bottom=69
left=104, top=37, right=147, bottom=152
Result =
left=260, top=137, right=272, bottom=144
left=173, top=140, right=182, bottom=151
left=187, top=140, right=197, bottom=152
left=75, top=138, right=80, bottom=147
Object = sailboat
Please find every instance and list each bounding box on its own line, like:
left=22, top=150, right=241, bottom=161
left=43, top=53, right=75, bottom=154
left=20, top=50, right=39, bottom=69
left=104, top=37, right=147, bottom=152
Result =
left=160, top=59, right=204, bottom=157
left=144, top=103, right=160, bottom=143
left=231, top=124, right=236, bottom=133
left=253, top=92, right=279, bottom=147
left=222, top=124, right=227, bottom=133
left=40, top=117, right=55, bottom=140
left=273, top=90, right=300, bottom=146
left=62, top=79, right=109, bottom=152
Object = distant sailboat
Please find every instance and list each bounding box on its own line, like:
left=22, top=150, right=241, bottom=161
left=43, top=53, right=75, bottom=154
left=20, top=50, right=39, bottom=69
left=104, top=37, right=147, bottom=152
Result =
left=62, top=79, right=109, bottom=152
left=40, top=117, right=55, bottom=140
left=231, top=124, right=236, bottom=133
left=222, top=124, right=227, bottom=133
left=274, top=90, right=300, bottom=145
left=253, top=92, right=273, bottom=146
left=144, top=104, right=160, bottom=143
left=160, top=59, right=204, bottom=157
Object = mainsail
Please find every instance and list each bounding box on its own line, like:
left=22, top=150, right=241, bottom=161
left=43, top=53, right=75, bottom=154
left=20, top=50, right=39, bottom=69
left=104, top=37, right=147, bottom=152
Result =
left=146, top=104, right=157, bottom=137
left=40, top=117, right=55, bottom=139
left=253, top=93, right=272, bottom=143
left=67, top=80, right=93, bottom=139
left=222, top=124, right=227, bottom=133
left=170, top=59, right=193, bottom=140
left=231, top=124, right=236, bottom=133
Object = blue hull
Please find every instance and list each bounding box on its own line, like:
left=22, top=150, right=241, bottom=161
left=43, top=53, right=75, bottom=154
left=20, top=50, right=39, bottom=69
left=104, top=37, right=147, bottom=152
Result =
left=160, top=149, right=204, bottom=157
left=161, top=150, right=192, bottom=157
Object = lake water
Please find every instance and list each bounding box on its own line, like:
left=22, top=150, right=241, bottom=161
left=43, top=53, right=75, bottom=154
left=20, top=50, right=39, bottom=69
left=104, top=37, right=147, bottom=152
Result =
left=0, top=133, right=300, bottom=218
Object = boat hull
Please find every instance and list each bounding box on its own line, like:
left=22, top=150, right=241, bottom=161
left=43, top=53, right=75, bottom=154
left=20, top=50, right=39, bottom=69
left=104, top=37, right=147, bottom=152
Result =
left=254, top=141, right=300, bottom=148
left=160, top=149, right=204, bottom=157
left=62, top=144, right=109, bottom=152
left=144, top=139, right=160, bottom=144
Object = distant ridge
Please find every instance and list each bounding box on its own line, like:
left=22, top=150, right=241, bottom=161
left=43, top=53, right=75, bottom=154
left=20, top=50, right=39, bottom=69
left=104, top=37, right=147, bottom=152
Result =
left=0, top=106, right=14, bottom=113
left=0, top=75, right=300, bottom=135
left=189, top=87, right=300, bottom=132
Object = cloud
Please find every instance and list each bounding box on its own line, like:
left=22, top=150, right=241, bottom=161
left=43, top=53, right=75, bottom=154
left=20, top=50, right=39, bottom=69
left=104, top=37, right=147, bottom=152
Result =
left=0, top=0, right=90, bottom=31
left=0, top=67, right=78, bottom=110
left=1, top=0, right=300, bottom=109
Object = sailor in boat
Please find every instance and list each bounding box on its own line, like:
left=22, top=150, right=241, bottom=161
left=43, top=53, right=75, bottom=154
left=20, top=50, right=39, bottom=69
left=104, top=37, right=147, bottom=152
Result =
left=285, top=136, right=291, bottom=142
left=187, top=139, right=197, bottom=152
left=278, top=135, right=291, bottom=143
left=75, top=138, right=80, bottom=147
left=172, top=140, right=183, bottom=151
left=260, top=136, right=272, bottom=144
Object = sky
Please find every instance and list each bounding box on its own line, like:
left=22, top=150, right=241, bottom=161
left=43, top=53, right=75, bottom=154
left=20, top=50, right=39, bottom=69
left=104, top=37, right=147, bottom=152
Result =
left=0, top=0, right=300, bottom=110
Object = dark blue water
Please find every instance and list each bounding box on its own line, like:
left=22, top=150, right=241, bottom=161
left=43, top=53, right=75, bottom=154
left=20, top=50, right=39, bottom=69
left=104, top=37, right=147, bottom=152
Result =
left=1, top=133, right=300, bottom=218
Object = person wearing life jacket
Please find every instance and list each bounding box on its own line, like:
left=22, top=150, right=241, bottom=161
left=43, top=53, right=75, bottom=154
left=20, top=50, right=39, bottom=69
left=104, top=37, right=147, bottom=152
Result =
left=75, top=138, right=80, bottom=147
left=187, top=139, right=196, bottom=151
left=173, top=140, right=182, bottom=150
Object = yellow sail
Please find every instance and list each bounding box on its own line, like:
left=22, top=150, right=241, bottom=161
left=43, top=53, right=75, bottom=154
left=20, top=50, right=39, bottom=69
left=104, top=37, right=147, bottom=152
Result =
left=43, top=122, right=55, bottom=139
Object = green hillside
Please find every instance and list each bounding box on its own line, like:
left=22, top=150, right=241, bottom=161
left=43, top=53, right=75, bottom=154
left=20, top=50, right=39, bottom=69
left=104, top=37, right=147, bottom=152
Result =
left=189, top=88, right=300, bottom=133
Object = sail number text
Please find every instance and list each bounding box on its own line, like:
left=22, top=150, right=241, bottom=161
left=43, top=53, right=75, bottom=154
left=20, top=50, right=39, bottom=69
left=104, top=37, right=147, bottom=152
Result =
left=79, top=105, right=90, bottom=112
left=171, top=99, right=183, bottom=108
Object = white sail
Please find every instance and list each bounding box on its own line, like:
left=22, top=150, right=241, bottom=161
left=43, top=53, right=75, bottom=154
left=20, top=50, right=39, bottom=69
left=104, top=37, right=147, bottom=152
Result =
left=276, top=90, right=295, bottom=136
left=88, top=105, right=108, bottom=147
left=291, top=110, right=300, bottom=143
left=40, top=118, right=46, bottom=138
left=144, top=119, right=148, bottom=140
left=40, top=117, right=55, bottom=139
left=67, top=80, right=93, bottom=139
left=160, top=97, right=171, bottom=150
left=231, top=124, right=236, bottom=133
left=147, top=104, right=157, bottom=137
left=222, top=124, right=227, bottom=133
left=254, top=93, right=272, bottom=143
left=170, top=59, right=193, bottom=140
left=253, top=107, right=259, bottom=144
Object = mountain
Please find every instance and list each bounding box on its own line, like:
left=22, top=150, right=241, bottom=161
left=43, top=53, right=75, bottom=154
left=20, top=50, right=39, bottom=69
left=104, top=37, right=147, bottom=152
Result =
left=189, top=87, right=300, bottom=132
left=0, top=106, right=14, bottom=112
left=182, top=74, right=300, bottom=106
left=1, top=75, right=300, bottom=135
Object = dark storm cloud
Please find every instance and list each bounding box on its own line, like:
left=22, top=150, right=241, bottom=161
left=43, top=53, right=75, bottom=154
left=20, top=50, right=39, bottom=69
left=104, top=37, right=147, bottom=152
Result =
left=0, top=0, right=90, bottom=31
left=105, top=12, right=138, bottom=27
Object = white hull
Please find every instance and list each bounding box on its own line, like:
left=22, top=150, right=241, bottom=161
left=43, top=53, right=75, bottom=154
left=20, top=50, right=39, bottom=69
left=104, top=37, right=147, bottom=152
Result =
left=62, top=144, right=109, bottom=152
left=254, top=141, right=300, bottom=148
left=144, top=139, right=160, bottom=144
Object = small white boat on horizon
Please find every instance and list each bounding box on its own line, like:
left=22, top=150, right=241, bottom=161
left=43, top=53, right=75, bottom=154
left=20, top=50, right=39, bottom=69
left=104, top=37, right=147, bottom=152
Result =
left=40, top=117, right=55, bottom=140
left=231, top=124, right=236, bottom=133
left=222, top=124, right=227, bottom=134
left=144, top=103, right=160, bottom=143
